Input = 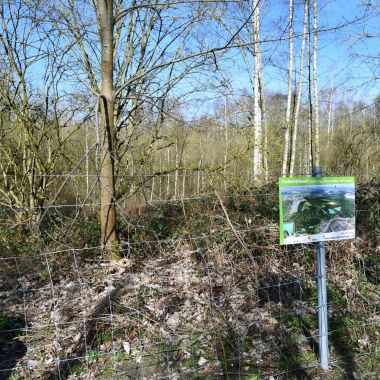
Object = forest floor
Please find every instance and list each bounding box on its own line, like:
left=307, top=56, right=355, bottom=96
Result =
left=0, top=182, right=379, bottom=379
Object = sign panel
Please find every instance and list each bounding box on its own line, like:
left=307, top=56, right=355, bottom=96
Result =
left=279, top=177, right=355, bottom=245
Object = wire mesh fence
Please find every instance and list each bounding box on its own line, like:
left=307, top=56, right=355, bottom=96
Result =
left=0, top=172, right=379, bottom=379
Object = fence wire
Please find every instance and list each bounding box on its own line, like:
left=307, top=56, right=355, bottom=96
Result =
left=0, top=173, right=379, bottom=380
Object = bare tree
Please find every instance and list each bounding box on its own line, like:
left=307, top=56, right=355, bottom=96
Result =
left=42, top=0, right=223, bottom=250
left=0, top=0, right=84, bottom=222
left=313, top=0, right=320, bottom=167
left=306, top=0, right=313, bottom=173
left=252, top=0, right=262, bottom=177
left=282, top=0, right=294, bottom=177
left=289, top=0, right=308, bottom=176
left=97, top=0, right=118, bottom=251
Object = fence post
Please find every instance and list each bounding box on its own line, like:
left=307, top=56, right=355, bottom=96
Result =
left=312, top=166, right=329, bottom=370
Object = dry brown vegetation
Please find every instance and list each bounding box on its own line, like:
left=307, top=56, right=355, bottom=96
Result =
left=1, top=1, right=380, bottom=378
left=1, top=180, right=379, bottom=379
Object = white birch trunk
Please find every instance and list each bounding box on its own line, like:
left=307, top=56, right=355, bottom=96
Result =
left=197, top=137, right=201, bottom=194
left=260, top=75, right=268, bottom=179
left=174, top=142, right=178, bottom=200
left=327, top=85, right=334, bottom=146
left=150, top=176, right=155, bottom=201
left=282, top=0, right=294, bottom=177
left=85, top=123, right=89, bottom=196
left=182, top=167, right=186, bottom=198
left=252, top=0, right=262, bottom=177
left=224, top=95, right=228, bottom=192
left=166, top=149, right=170, bottom=197
left=313, top=0, right=320, bottom=167
left=290, top=0, right=308, bottom=176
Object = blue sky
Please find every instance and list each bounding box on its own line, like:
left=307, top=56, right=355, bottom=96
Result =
left=4, top=0, right=379, bottom=120
left=182, top=0, right=380, bottom=118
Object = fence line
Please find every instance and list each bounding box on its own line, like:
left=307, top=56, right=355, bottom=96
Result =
left=1, top=171, right=380, bottom=178
left=1, top=173, right=378, bottom=379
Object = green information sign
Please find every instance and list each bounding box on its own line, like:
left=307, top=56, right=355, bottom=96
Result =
left=279, top=177, right=355, bottom=245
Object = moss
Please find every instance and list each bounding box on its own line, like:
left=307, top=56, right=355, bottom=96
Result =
left=70, top=362, right=85, bottom=376
left=327, top=285, right=343, bottom=304
left=0, top=313, right=14, bottom=331
left=359, top=350, right=380, bottom=375
left=8, top=372, right=23, bottom=380
left=247, top=376, right=261, bottom=380
left=299, top=351, right=316, bottom=366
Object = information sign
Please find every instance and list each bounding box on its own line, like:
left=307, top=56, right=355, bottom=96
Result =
left=279, top=177, right=355, bottom=245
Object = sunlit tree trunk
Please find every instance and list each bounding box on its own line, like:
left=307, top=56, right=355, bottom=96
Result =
left=327, top=84, right=334, bottom=146
left=307, top=2, right=314, bottom=170
left=252, top=0, right=262, bottom=177
left=197, top=134, right=203, bottom=194
left=150, top=176, right=155, bottom=201
left=290, top=0, right=308, bottom=176
left=224, top=95, right=228, bottom=191
left=282, top=0, right=293, bottom=177
left=98, top=0, right=118, bottom=253
left=260, top=76, right=268, bottom=179
left=174, top=139, right=178, bottom=199
left=166, top=149, right=170, bottom=197
left=159, top=153, right=162, bottom=198
left=182, top=167, right=186, bottom=198
left=85, top=123, right=89, bottom=195
left=313, top=0, right=320, bottom=166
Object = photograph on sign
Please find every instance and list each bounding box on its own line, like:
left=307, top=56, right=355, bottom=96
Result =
left=279, top=177, right=355, bottom=245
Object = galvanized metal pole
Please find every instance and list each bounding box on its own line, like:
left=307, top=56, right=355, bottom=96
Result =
left=312, top=166, right=329, bottom=370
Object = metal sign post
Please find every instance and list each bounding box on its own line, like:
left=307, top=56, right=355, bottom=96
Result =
left=312, top=166, right=329, bottom=370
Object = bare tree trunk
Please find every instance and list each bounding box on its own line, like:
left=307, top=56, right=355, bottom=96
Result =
left=182, top=167, right=186, bottom=198
left=174, top=141, right=178, bottom=199
left=130, top=156, right=135, bottom=194
left=252, top=0, right=262, bottom=177
left=197, top=140, right=201, bottom=194
left=260, top=75, right=268, bottom=179
left=159, top=153, right=162, bottom=198
left=307, top=2, right=314, bottom=170
left=289, top=0, right=308, bottom=176
left=313, top=0, right=320, bottom=166
left=85, top=123, right=89, bottom=196
left=166, top=149, right=170, bottom=197
left=282, top=0, right=293, bottom=177
left=98, top=0, right=118, bottom=253
left=224, top=95, right=228, bottom=192
left=150, top=176, right=155, bottom=201
left=327, top=84, right=334, bottom=146
left=304, top=139, right=309, bottom=173
left=197, top=133, right=203, bottom=194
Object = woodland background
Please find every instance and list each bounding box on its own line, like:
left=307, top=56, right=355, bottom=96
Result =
left=0, top=0, right=379, bottom=379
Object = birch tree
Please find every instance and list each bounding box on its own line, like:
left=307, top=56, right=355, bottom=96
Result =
left=306, top=0, right=314, bottom=172
left=289, top=0, right=308, bottom=176
left=252, top=0, right=262, bottom=177
left=313, top=0, right=320, bottom=167
left=282, top=0, right=294, bottom=177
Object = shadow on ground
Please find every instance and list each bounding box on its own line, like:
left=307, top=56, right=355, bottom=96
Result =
left=0, top=316, right=27, bottom=380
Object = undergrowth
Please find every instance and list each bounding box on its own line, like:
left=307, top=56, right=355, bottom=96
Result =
left=0, top=181, right=379, bottom=379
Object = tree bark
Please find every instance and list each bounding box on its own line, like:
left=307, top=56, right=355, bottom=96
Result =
left=327, top=83, right=334, bottom=146
left=313, top=0, right=320, bottom=166
left=98, top=0, right=118, bottom=253
left=252, top=0, right=262, bottom=177
left=282, top=0, right=293, bottom=177
left=307, top=1, right=314, bottom=171
left=224, top=95, right=228, bottom=191
left=290, top=0, right=308, bottom=176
